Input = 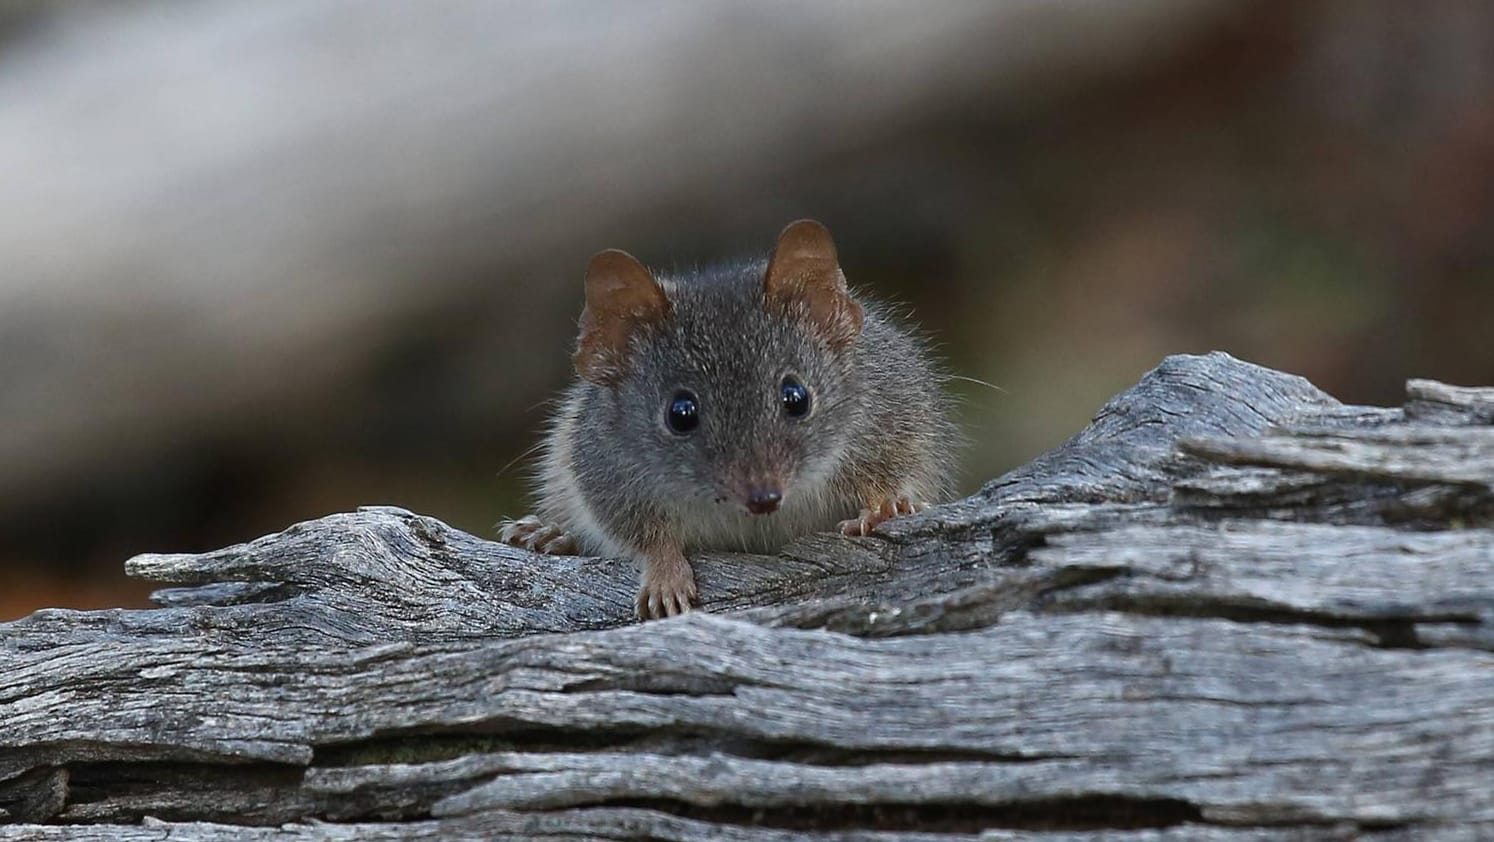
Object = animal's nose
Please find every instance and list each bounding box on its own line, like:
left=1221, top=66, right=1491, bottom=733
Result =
left=745, top=488, right=782, bottom=515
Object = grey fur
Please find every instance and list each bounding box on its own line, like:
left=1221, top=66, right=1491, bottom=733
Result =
left=529, top=256, right=959, bottom=560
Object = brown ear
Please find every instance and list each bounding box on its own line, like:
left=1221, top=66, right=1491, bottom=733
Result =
left=573, top=249, right=672, bottom=385
left=763, top=219, right=864, bottom=350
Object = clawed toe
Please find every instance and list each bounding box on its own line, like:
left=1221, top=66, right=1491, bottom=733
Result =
left=636, top=578, right=698, bottom=620
left=636, top=553, right=699, bottom=620
left=498, top=515, right=578, bottom=555
left=838, top=496, right=928, bottom=537
left=838, top=511, right=873, bottom=537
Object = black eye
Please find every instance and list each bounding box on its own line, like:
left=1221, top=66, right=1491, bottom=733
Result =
left=780, top=377, right=811, bottom=418
left=667, top=390, right=699, bottom=434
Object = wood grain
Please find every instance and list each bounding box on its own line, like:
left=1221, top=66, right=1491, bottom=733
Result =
left=2, top=352, right=1492, bottom=839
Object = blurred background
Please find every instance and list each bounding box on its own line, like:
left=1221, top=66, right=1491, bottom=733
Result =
left=1, top=0, right=1490, bottom=620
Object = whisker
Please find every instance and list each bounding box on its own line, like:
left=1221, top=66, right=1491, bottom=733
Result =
left=495, top=442, right=546, bottom=479
left=949, top=375, right=1008, bottom=394
left=523, top=396, right=561, bottom=414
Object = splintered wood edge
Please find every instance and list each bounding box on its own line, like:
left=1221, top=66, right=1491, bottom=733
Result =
left=3, top=355, right=1492, bottom=838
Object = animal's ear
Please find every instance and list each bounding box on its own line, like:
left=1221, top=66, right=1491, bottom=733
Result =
left=763, top=219, right=864, bottom=351
left=574, top=249, right=672, bottom=385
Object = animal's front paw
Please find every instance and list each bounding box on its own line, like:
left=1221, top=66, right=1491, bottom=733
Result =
left=839, top=496, right=928, bottom=537
left=636, top=554, right=698, bottom=620
left=498, top=515, right=579, bottom=555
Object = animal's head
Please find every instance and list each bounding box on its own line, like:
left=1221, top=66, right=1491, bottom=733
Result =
left=573, top=220, right=864, bottom=514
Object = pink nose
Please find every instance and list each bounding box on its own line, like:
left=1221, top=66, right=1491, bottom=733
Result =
left=746, top=488, right=782, bottom=515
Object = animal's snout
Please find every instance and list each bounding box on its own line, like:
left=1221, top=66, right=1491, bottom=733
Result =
left=745, top=487, right=782, bottom=515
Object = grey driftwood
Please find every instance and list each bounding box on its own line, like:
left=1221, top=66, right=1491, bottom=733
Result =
left=2, top=352, right=1492, bottom=840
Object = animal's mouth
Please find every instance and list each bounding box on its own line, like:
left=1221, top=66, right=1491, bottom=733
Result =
left=724, top=476, right=787, bottom=516
left=724, top=464, right=794, bottom=516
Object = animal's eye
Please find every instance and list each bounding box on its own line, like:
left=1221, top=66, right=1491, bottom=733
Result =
left=667, top=390, right=700, bottom=434
left=780, top=377, right=811, bottom=418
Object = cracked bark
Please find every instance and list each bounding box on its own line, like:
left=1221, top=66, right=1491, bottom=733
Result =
left=2, top=352, right=1492, bottom=840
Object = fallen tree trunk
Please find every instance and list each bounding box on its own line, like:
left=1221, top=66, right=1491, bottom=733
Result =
left=2, top=352, right=1492, bottom=839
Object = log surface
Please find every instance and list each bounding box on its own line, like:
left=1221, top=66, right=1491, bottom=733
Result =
left=3, top=352, right=1493, bottom=839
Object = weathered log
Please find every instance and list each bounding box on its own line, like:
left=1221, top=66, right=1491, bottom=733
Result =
left=2, top=352, right=1492, bottom=839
